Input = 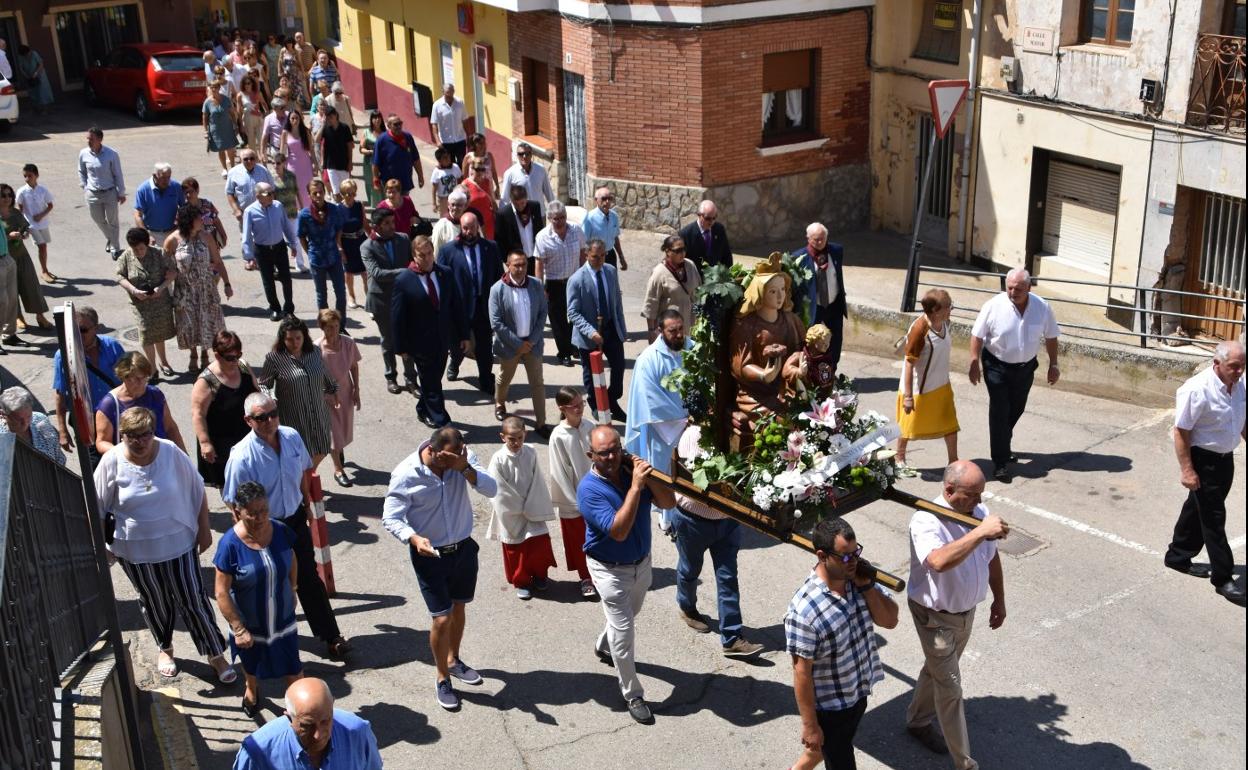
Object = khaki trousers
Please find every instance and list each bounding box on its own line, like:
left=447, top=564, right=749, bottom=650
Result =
left=906, top=599, right=979, bottom=770
left=494, top=349, right=546, bottom=426
left=0, top=255, right=18, bottom=336
left=587, top=555, right=651, bottom=702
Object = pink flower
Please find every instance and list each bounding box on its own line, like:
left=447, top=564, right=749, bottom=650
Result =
left=800, top=398, right=840, bottom=430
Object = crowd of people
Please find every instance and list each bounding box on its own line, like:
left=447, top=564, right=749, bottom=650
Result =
left=1, top=25, right=1244, bottom=769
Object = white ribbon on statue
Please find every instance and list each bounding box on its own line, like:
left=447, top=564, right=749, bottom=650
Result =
left=806, top=423, right=901, bottom=484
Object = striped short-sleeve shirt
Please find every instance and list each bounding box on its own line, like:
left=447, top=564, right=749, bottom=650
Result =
left=784, top=571, right=884, bottom=711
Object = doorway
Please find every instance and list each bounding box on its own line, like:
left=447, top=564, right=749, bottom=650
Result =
left=915, top=113, right=956, bottom=252
left=54, top=3, right=142, bottom=87
left=562, top=70, right=587, bottom=205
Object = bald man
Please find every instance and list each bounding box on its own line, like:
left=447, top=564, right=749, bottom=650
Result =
left=233, top=677, right=381, bottom=769
left=903, top=460, right=1008, bottom=768
left=577, top=426, right=676, bottom=724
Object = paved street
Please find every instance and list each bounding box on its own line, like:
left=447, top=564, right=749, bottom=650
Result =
left=1, top=108, right=1244, bottom=770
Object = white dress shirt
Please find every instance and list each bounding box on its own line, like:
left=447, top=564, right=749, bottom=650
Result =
left=1176, top=366, right=1245, bottom=454
left=907, top=495, right=997, bottom=614
left=971, top=292, right=1060, bottom=364
left=431, top=97, right=467, bottom=144
left=500, top=163, right=555, bottom=211
left=517, top=216, right=536, bottom=258
left=509, top=282, right=532, bottom=334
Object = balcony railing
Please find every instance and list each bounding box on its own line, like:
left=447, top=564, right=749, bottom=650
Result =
left=1187, top=33, right=1246, bottom=134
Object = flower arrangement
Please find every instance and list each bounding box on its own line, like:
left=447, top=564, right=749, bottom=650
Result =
left=664, top=256, right=898, bottom=531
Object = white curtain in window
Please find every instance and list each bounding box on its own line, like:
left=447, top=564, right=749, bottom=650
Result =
left=785, top=88, right=803, bottom=125
left=761, top=92, right=775, bottom=127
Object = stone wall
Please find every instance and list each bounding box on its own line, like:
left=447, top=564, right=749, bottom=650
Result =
left=588, top=163, right=871, bottom=246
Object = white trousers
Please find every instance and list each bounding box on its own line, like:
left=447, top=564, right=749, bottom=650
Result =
left=588, top=554, right=652, bottom=701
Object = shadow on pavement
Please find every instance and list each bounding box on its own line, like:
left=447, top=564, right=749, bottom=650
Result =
left=356, top=701, right=442, bottom=749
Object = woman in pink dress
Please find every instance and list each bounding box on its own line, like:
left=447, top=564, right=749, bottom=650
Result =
left=280, top=110, right=315, bottom=209
left=316, top=309, right=361, bottom=487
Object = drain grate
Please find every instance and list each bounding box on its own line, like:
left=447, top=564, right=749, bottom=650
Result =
left=997, top=525, right=1047, bottom=558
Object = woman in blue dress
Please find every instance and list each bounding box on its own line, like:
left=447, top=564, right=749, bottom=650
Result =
left=213, top=481, right=302, bottom=717
left=16, top=46, right=54, bottom=113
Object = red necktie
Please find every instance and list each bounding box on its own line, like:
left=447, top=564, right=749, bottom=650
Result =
left=423, top=273, right=439, bottom=310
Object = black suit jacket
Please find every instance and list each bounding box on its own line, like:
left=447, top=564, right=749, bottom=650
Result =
left=391, top=264, right=467, bottom=358
left=494, top=201, right=545, bottom=260
left=436, top=237, right=504, bottom=322
left=678, top=221, right=733, bottom=270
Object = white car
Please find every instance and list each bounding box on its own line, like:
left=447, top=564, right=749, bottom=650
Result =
left=0, top=75, right=17, bottom=133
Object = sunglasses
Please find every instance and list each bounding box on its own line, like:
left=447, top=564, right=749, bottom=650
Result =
left=219, top=352, right=241, bottom=362
left=516, top=152, right=531, bottom=158
left=826, top=544, right=864, bottom=564
left=592, top=446, right=621, bottom=459
left=249, top=408, right=279, bottom=422
left=122, top=430, right=154, bottom=441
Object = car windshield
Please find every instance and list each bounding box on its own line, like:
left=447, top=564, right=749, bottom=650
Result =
left=152, top=54, right=204, bottom=72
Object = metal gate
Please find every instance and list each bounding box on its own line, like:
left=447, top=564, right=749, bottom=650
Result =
left=1183, top=191, right=1246, bottom=339
left=562, top=71, right=588, bottom=205
left=916, top=114, right=956, bottom=250
left=1042, top=160, right=1120, bottom=273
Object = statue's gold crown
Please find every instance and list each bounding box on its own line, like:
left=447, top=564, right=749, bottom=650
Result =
left=756, top=252, right=785, bottom=276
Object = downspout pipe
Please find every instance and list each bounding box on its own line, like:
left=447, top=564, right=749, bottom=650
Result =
left=955, top=0, right=983, bottom=260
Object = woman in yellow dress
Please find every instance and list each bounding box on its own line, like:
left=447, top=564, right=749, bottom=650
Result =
left=896, top=288, right=959, bottom=470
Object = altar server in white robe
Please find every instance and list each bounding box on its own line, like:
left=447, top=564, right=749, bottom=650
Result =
left=486, top=416, right=558, bottom=600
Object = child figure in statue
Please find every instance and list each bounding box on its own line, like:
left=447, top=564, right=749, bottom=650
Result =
left=784, top=323, right=838, bottom=401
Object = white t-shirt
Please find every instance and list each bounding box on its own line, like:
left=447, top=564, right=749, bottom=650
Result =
left=93, top=439, right=206, bottom=564
left=907, top=495, right=997, bottom=614
left=971, top=291, right=1060, bottom=364
left=1175, top=366, right=1245, bottom=454
left=431, top=163, right=462, bottom=199
left=431, top=97, right=467, bottom=144
left=16, top=183, right=54, bottom=230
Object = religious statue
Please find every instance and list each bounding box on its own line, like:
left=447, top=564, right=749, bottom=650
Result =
left=729, top=253, right=806, bottom=445
left=784, top=323, right=838, bottom=400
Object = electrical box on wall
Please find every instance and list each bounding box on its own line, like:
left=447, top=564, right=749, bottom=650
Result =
left=1140, top=78, right=1160, bottom=104
left=474, top=43, right=494, bottom=86
left=1000, top=56, right=1016, bottom=83
left=507, top=77, right=521, bottom=103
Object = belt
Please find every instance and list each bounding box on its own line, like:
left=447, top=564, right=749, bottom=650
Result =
left=982, top=350, right=1035, bottom=369
left=87, top=187, right=115, bottom=194
left=1192, top=445, right=1235, bottom=458
left=910, top=598, right=971, bottom=616
left=342, top=230, right=365, bottom=239
left=587, top=552, right=646, bottom=568
left=436, top=537, right=472, bottom=555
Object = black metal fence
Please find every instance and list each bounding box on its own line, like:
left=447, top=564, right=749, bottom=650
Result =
left=0, top=434, right=111, bottom=768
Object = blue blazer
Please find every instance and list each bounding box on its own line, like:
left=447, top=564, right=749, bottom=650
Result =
left=792, top=243, right=847, bottom=322
left=437, top=237, right=504, bottom=322
left=391, top=264, right=468, bottom=357
left=489, top=278, right=549, bottom=360
left=567, top=262, right=627, bottom=350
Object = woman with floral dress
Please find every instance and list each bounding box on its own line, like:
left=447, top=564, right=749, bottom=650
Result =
left=166, top=206, right=231, bottom=372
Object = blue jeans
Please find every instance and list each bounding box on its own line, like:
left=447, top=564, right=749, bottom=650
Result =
left=311, top=260, right=347, bottom=316
left=671, top=507, right=743, bottom=646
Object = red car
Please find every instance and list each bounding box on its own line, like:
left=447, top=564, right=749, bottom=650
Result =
left=84, top=43, right=208, bottom=122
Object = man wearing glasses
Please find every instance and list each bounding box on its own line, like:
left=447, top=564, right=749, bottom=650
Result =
left=784, top=517, right=898, bottom=769
left=226, top=150, right=275, bottom=228
left=904, top=460, right=1008, bottom=767
left=500, top=142, right=555, bottom=215
left=52, top=305, right=126, bottom=467
left=223, top=392, right=351, bottom=660
left=577, top=426, right=676, bottom=724
left=580, top=186, right=627, bottom=270
left=372, top=114, right=425, bottom=199
left=677, top=199, right=733, bottom=271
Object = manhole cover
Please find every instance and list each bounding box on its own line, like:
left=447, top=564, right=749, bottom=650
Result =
left=998, top=526, right=1047, bottom=558
left=121, top=326, right=142, bottom=343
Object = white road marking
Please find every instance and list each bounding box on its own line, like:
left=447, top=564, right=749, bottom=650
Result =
left=1032, top=576, right=1160, bottom=635
left=981, top=490, right=1161, bottom=556
left=1122, top=407, right=1174, bottom=433
left=1230, top=534, right=1246, bottom=551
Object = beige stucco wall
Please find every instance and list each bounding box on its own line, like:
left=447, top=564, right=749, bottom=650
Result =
left=972, top=94, right=1153, bottom=296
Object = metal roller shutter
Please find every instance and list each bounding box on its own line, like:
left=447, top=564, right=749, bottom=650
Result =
left=1041, top=160, right=1121, bottom=272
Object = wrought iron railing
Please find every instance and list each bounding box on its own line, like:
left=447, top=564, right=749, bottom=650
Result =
left=0, top=434, right=122, bottom=768
left=1186, top=33, right=1246, bottom=133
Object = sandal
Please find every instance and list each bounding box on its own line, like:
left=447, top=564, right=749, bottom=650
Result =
left=326, top=636, right=352, bottom=658
left=210, top=655, right=238, bottom=685
left=41, top=272, right=58, bottom=284
left=241, top=696, right=261, bottom=718
left=157, top=650, right=179, bottom=678
left=36, top=315, right=54, bottom=329
left=334, top=470, right=352, bottom=487
left=159, top=363, right=176, bottom=377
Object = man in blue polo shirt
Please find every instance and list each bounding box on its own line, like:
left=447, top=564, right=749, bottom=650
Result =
left=577, top=425, right=676, bottom=724
left=133, top=162, right=181, bottom=244
left=52, top=305, right=126, bottom=468
left=581, top=186, right=628, bottom=270
left=233, top=677, right=381, bottom=769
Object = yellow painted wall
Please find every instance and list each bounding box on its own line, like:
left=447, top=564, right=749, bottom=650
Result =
left=334, top=1, right=373, bottom=71
left=335, top=0, right=512, bottom=135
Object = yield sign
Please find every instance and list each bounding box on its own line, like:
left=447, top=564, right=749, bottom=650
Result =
left=928, top=79, right=969, bottom=139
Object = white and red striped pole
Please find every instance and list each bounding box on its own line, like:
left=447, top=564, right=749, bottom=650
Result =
left=305, top=471, right=337, bottom=596
left=590, top=350, right=612, bottom=425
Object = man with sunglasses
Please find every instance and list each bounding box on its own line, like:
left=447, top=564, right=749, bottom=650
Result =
left=677, top=199, right=733, bottom=271
left=577, top=425, right=676, bottom=724
left=904, top=460, right=1008, bottom=767
left=581, top=186, right=627, bottom=270
left=500, top=142, right=555, bottom=215
left=785, top=517, right=898, bottom=769
left=373, top=114, right=425, bottom=197
left=223, top=392, right=351, bottom=660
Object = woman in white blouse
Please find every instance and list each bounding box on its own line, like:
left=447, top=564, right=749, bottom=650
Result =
left=896, top=289, right=960, bottom=471
left=94, top=406, right=236, bottom=684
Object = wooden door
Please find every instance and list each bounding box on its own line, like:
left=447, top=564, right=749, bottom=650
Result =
left=1183, top=191, right=1246, bottom=340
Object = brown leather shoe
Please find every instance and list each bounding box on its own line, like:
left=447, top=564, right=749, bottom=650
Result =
left=679, top=609, right=711, bottom=634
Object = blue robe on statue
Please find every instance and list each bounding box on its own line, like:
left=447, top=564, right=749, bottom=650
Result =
left=625, top=337, right=692, bottom=530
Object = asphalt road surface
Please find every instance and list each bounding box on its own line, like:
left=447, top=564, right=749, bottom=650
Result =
left=1, top=106, right=1243, bottom=770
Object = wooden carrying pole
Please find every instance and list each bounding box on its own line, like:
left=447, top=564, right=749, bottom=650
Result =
left=647, top=468, right=907, bottom=592
left=881, top=486, right=993, bottom=530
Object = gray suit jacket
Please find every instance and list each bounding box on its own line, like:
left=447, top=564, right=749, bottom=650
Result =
left=359, top=234, right=412, bottom=315
left=489, top=278, right=549, bottom=360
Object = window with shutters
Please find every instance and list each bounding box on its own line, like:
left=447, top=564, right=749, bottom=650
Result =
left=1081, top=0, right=1135, bottom=46
left=761, top=49, right=817, bottom=145
left=913, top=0, right=962, bottom=64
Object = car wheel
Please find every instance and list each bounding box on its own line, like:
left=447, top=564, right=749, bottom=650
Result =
left=0, top=121, right=11, bottom=135
left=84, top=80, right=99, bottom=107
left=134, top=92, right=152, bottom=122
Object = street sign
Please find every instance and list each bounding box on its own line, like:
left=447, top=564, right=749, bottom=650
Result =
left=928, top=79, right=969, bottom=139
